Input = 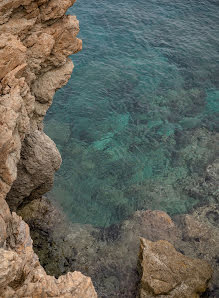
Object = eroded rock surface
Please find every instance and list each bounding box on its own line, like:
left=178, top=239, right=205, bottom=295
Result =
left=138, top=238, right=212, bottom=298
left=0, top=0, right=82, bottom=202
left=7, top=130, right=62, bottom=210
left=0, top=212, right=96, bottom=298
left=0, top=0, right=97, bottom=297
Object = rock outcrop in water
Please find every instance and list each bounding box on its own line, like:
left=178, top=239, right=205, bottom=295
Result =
left=17, top=159, right=218, bottom=297
left=0, top=0, right=97, bottom=296
left=138, top=238, right=212, bottom=297
left=19, top=197, right=218, bottom=297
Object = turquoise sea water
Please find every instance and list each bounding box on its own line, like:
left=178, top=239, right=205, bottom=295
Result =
left=45, top=0, right=219, bottom=227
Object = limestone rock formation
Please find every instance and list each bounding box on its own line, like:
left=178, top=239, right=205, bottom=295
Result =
left=138, top=238, right=212, bottom=298
left=0, top=0, right=97, bottom=296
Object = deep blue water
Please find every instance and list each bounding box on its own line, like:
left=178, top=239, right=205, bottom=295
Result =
left=45, top=0, right=219, bottom=227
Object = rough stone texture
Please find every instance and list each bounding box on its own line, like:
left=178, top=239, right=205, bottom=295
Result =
left=175, top=203, right=219, bottom=296
left=0, top=212, right=97, bottom=298
left=138, top=238, right=212, bottom=298
left=7, top=130, right=62, bottom=210
left=0, top=1, right=97, bottom=297
left=0, top=0, right=82, bottom=204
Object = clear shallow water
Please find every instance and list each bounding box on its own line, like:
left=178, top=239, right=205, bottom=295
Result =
left=45, top=0, right=219, bottom=227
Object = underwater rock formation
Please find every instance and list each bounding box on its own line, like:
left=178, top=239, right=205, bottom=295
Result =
left=16, top=158, right=218, bottom=297
left=0, top=0, right=97, bottom=297
left=138, top=238, right=212, bottom=297
left=19, top=195, right=218, bottom=297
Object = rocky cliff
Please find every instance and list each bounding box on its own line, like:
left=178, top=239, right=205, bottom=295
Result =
left=0, top=0, right=97, bottom=296
left=0, top=1, right=217, bottom=298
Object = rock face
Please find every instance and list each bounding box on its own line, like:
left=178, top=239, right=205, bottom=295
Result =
left=7, top=130, right=62, bottom=210
left=0, top=0, right=97, bottom=297
left=0, top=0, right=81, bottom=203
left=0, top=212, right=96, bottom=298
left=138, top=238, right=212, bottom=298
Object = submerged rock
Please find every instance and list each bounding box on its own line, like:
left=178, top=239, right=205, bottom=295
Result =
left=20, top=198, right=218, bottom=297
left=138, top=238, right=212, bottom=298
